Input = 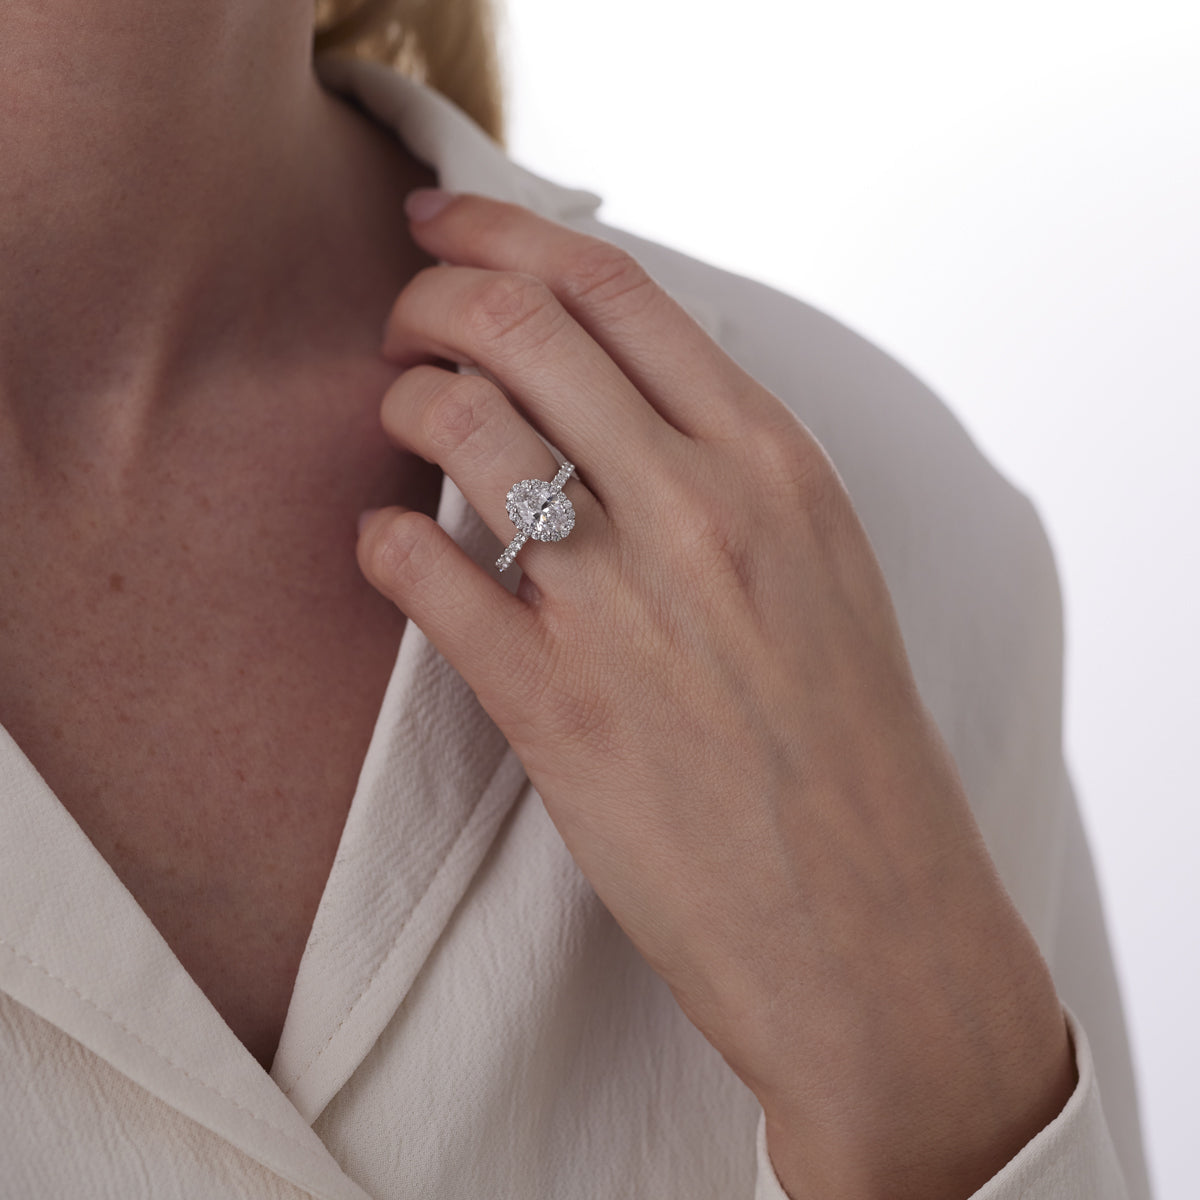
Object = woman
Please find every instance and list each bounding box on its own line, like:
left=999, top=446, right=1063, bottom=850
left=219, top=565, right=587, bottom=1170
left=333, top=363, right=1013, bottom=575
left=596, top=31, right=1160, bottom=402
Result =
left=0, top=2, right=1149, bottom=1197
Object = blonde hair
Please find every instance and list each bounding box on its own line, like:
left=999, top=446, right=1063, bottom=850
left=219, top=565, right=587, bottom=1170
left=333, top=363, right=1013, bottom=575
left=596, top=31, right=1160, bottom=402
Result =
left=313, top=0, right=508, bottom=148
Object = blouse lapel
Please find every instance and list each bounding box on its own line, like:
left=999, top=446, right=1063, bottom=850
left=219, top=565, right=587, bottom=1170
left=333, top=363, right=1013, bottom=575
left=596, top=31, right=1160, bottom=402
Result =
left=268, top=476, right=530, bottom=1123
left=0, top=723, right=371, bottom=1200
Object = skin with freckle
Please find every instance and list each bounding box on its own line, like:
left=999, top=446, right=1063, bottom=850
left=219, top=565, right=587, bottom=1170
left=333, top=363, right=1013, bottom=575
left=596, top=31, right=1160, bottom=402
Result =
left=0, top=3, right=443, bottom=1072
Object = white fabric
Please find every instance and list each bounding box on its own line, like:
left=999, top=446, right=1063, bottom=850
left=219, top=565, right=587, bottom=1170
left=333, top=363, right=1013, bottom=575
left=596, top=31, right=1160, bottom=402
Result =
left=0, top=50, right=1151, bottom=1199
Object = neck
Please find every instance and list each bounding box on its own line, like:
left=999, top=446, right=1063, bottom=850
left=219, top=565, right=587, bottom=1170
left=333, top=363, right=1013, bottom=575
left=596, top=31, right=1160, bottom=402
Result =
left=0, top=3, right=420, bottom=477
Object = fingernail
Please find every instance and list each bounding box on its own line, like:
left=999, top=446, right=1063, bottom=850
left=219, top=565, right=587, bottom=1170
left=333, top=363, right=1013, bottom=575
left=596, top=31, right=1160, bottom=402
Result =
left=357, top=508, right=381, bottom=536
left=404, top=187, right=455, bottom=223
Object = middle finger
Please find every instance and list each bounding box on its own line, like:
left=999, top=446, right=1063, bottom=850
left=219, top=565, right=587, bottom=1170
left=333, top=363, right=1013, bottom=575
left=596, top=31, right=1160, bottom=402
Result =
left=381, top=362, right=607, bottom=590
left=380, top=264, right=691, bottom=514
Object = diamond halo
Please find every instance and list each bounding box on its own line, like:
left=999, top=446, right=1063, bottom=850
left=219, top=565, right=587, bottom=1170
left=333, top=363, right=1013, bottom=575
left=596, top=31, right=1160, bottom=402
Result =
left=496, top=461, right=576, bottom=573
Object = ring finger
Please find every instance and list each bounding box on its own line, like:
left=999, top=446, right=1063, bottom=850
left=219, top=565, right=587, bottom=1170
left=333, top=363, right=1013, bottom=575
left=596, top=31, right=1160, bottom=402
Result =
left=381, top=264, right=693, bottom=518
left=381, top=362, right=607, bottom=590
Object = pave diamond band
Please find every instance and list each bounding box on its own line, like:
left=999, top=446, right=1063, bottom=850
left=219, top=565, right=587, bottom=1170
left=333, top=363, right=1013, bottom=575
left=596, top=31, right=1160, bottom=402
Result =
left=496, top=461, right=576, bottom=573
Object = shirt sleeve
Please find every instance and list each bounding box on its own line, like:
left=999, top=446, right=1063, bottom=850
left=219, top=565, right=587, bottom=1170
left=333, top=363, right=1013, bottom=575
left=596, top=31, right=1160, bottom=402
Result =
left=752, top=1006, right=1130, bottom=1199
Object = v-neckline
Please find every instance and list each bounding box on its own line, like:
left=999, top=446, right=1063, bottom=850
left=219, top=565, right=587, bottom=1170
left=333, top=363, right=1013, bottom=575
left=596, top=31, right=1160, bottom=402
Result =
left=0, top=457, right=529, bottom=1173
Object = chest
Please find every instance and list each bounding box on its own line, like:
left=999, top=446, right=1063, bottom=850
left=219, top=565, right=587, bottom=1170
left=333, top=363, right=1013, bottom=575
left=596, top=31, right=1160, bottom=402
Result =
left=0, top=432, right=442, bottom=1070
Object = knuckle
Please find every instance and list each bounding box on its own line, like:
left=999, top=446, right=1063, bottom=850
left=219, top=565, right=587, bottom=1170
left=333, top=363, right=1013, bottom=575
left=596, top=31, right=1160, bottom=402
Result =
left=384, top=264, right=442, bottom=329
left=668, top=496, right=740, bottom=566
left=369, top=512, right=444, bottom=590
left=651, top=469, right=760, bottom=595
left=531, top=660, right=622, bottom=758
left=752, top=422, right=842, bottom=514
left=419, top=372, right=501, bottom=454
left=462, top=271, right=564, bottom=354
left=392, top=362, right=446, bottom=394
left=559, top=240, right=657, bottom=315
left=381, top=362, right=440, bottom=425
left=652, top=472, right=734, bottom=559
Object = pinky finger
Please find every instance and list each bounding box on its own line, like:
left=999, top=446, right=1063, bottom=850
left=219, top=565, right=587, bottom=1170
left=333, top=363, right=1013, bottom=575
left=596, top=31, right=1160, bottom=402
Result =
left=356, top=507, right=544, bottom=715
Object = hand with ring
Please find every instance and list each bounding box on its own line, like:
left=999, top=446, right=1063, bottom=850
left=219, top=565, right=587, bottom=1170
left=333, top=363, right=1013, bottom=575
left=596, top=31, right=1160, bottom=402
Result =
left=355, top=188, right=1077, bottom=1200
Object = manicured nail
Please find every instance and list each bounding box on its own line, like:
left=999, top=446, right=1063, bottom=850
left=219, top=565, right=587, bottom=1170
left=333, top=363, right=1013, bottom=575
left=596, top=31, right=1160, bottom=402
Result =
left=357, top=508, right=381, bottom=536
left=404, top=187, right=454, bottom=222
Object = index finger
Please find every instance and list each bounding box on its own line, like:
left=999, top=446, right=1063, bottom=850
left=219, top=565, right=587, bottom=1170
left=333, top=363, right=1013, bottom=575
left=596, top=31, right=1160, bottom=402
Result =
left=390, top=190, right=779, bottom=443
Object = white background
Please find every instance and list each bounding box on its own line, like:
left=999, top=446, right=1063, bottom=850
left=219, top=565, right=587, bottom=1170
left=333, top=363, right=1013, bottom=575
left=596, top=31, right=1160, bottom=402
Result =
left=499, top=2, right=1198, bottom=1195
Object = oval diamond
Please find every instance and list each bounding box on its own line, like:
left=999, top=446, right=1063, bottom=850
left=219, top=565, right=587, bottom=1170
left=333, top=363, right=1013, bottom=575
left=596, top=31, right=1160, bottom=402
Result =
left=505, top=478, right=576, bottom=543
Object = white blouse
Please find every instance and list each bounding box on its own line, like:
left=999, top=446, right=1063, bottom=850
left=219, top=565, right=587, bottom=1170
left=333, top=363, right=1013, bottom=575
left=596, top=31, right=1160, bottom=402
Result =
left=0, top=50, right=1151, bottom=1199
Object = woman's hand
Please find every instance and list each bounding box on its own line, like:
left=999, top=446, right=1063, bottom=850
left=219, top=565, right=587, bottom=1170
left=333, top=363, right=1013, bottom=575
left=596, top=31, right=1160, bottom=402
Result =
left=356, top=189, right=1076, bottom=1199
